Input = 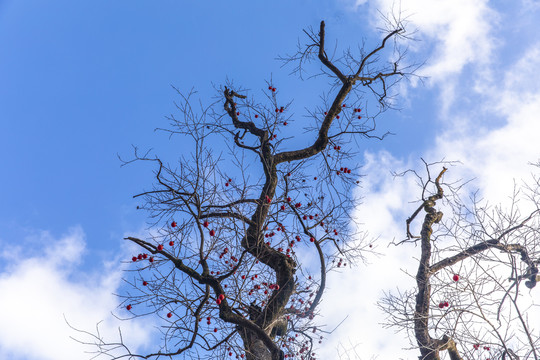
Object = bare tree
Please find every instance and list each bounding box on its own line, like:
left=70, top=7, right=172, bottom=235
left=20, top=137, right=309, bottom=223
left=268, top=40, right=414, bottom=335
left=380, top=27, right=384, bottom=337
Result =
left=72, top=19, right=416, bottom=360
left=380, top=161, right=540, bottom=360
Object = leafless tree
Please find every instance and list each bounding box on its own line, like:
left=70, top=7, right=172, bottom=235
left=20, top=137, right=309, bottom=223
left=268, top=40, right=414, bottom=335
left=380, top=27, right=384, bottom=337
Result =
left=72, top=19, right=417, bottom=360
left=380, top=160, right=540, bottom=360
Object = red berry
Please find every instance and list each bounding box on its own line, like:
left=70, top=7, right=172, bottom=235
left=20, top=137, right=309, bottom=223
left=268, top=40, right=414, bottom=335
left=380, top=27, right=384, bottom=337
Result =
left=268, top=86, right=272, bottom=90
left=167, top=312, right=172, bottom=318
left=336, top=115, right=340, bottom=119
left=324, top=112, right=328, bottom=115
left=281, top=205, right=286, bottom=210
left=314, top=177, right=317, bottom=180
left=171, top=221, right=177, bottom=227
left=210, top=230, right=215, bottom=236
left=310, top=237, right=315, bottom=242
left=142, top=253, right=147, bottom=259
left=358, top=116, right=362, bottom=119
left=214, top=328, right=218, bottom=332
left=169, top=241, right=174, bottom=246
left=126, top=304, right=132, bottom=311
left=157, top=244, right=164, bottom=251
left=453, top=274, right=459, bottom=282
left=219, top=294, right=225, bottom=301
left=255, top=114, right=259, bottom=118
left=203, top=221, right=209, bottom=228
left=143, top=281, right=148, bottom=286
left=149, top=256, right=154, bottom=262
left=137, top=254, right=143, bottom=260
left=216, top=299, right=222, bottom=305
left=438, top=302, right=444, bottom=308
left=272, top=87, right=276, bottom=92
left=236, top=112, right=240, bottom=115
left=132, top=256, right=137, bottom=262
left=225, top=182, right=229, bottom=187
left=283, top=122, right=287, bottom=125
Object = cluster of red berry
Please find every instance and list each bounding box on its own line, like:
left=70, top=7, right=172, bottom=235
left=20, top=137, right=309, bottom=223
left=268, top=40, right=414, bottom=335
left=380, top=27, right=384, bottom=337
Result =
left=472, top=344, right=490, bottom=351
left=336, top=166, right=352, bottom=175
left=438, top=301, right=449, bottom=308
left=216, top=293, right=225, bottom=305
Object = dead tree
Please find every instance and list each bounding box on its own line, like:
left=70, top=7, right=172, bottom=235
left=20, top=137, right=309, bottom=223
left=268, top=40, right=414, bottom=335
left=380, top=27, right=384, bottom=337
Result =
left=74, top=19, right=415, bottom=360
left=381, top=161, right=540, bottom=360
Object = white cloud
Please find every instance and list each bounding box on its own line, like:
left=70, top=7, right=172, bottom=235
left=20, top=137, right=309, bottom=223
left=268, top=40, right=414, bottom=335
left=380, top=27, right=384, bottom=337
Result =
left=0, top=227, right=154, bottom=360
left=436, top=42, right=540, bottom=209
left=317, top=1, right=540, bottom=358
left=318, top=152, right=421, bottom=359
left=369, top=0, right=497, bottom=113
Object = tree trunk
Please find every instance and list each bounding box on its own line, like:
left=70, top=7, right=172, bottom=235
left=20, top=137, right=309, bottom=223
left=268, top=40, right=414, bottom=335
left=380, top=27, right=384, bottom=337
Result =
left=239, top=327, right=272, bottom=360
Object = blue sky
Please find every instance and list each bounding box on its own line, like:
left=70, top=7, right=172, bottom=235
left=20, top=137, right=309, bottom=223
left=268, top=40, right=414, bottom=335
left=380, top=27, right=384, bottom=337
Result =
left=0, top=0, right=412, bottom=252
left=1, top=1, right=540, bottom=359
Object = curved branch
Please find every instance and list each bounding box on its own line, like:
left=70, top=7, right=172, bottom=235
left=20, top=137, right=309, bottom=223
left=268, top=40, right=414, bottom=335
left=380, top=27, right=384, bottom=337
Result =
left=318, top=21, right=347, bottom=82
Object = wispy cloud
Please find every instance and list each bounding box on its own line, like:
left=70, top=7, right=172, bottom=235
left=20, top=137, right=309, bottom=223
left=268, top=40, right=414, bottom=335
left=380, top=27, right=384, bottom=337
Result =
left=374, top=0, right=497, bottom=113
left=436, top=41, right=540, bottom=207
